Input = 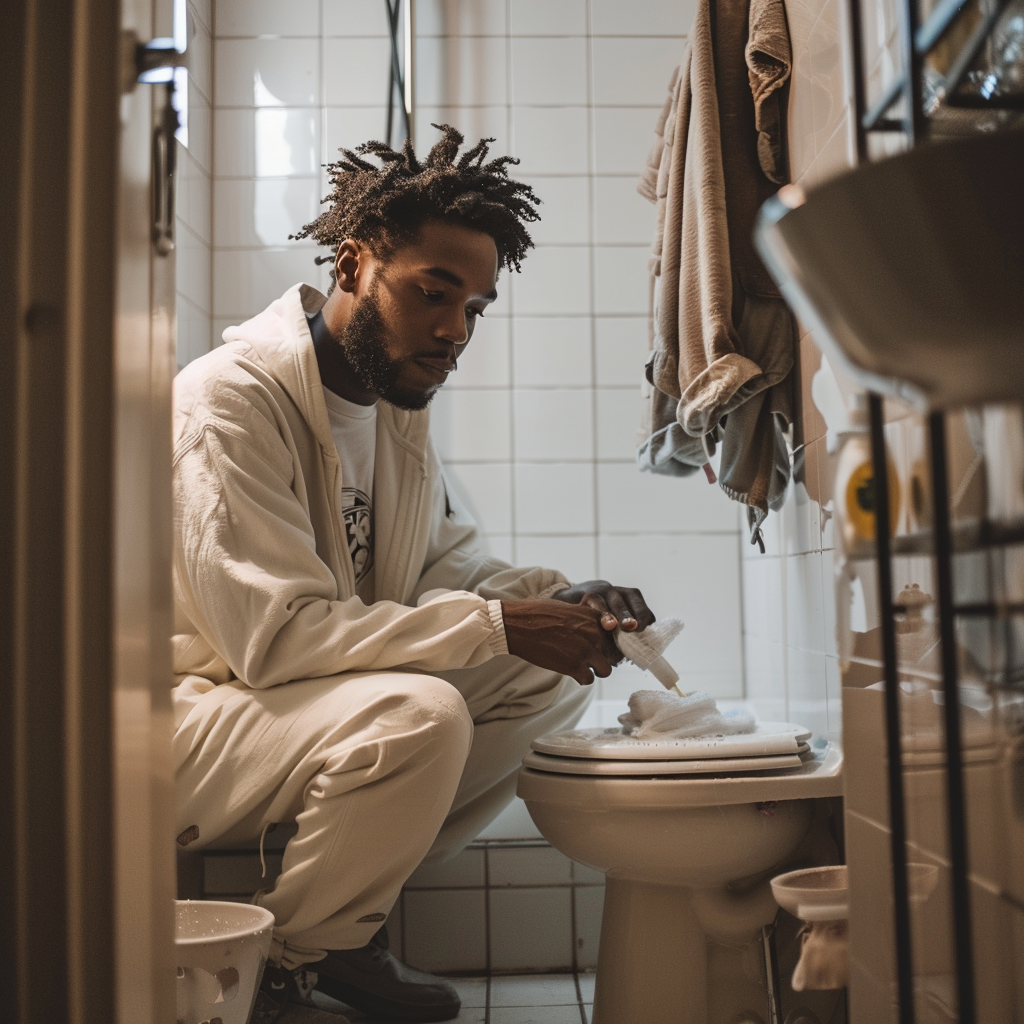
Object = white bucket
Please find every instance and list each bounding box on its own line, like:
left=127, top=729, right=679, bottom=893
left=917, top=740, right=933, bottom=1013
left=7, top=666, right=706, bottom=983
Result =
left=175, top=900, right=275, bottom=1024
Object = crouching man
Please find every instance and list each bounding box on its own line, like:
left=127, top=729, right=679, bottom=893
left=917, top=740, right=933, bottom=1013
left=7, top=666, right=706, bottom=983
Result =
left=172, top=125, right=654, bottom=1023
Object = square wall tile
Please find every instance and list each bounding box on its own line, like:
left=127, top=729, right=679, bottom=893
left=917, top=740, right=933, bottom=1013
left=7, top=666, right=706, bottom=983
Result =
left=512, top=107, right=589, bottom=174
left=489, top=888, right=573, bottom=971
left=574, top=886, right=605, bottom=970
left=476, top=796, right=543, bottom=840
left=417, top=36, right=509, bottom=106
left=511, top=247, right=591, bottom=316
left=511, top=38, right=588, bottom=105
left=786, top=551, right=826, bottom=653
left=213, top=108, right=320, bottom=177
left=596, top=533, right=744, bottom=682
left=596, top=462, right=740, bottom=533
left=430, top=389, right=512, bottom=462
left=515, top=535, right=596, bottom=583
left=213, top=248, right=319, bottom=318
left=403, top=889, right=487, bottom=973
left=594, top=317, right=649, bottom=387
left=592, top=246, right=649, bottom=315
left=324, top=0, right=391, bottom=36
left=213, top=177, right=320, bottom=248
left=593, top=107, right=663, bottom=176
left=488, top=846, right=573, bottom=886
left=596, top=389, right=643, bottom=460
left=594, top=176, right=657, bottom=245
left=449, top=314, right=511, bottom=387
left=323, top=107, right=393, bottom=162
left=177, top=150, right=211, bottom=244
left=413, top=105, right=510, bottom=156
left=445, top=463, right=514, bottom=534
left=514, top=463, right=595, bottom=534
left=522, top=177, right=591, bottom=247
left=743, top=637, right=788, bottom=721
left=216, top=0, right=320, bottom=37
left=405, top=848, right=486, bottom=888
left=514, top=389, right=594, bottom=461
left=186, top=83, right=213, bottom=173
left=188, top=19, right=214, bottom=104
left=214, top=39, right=320, bottom=107
left=591, top=38, right=682, bottom=106
left=787, top=647, right=828, bottom=739
left=510, top=0, right=587, bottom=35
left=482, top=534, right=514, bottom=563
left=512, top=317, right=592, bottom=388
left=324, top=37, right=393, bottom=106
left=177, top=224, right=212, bottom=312
left=417, top=0, right=508, bottom=37
left=189, top=0, right=212, bottom=34
left=176, top=295, right=212, bottom=368
left=591, top=0, right=693, bottom=35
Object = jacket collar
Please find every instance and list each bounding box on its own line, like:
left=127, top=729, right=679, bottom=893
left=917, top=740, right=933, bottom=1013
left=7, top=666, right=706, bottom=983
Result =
left=223, top=283, right=431, bottom=465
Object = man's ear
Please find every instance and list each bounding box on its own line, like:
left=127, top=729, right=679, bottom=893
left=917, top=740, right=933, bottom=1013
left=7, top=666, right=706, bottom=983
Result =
left=334, top=239, right=363, bottom=295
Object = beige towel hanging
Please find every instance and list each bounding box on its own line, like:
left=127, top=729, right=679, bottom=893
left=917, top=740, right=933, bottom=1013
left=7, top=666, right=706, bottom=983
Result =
left=638, top=0, right=797, bottom=540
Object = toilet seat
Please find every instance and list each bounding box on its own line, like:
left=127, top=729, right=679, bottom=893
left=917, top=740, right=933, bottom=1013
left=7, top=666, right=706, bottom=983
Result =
left=532, top=722, right=812, bottom=761
left=528, top=722, right=815, bottom=776
left=523, top=747, right=815, bottom=776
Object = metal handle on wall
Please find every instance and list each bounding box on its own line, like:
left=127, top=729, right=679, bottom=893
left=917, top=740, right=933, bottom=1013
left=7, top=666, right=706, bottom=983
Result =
left=152, top=83, right=178, bottom=257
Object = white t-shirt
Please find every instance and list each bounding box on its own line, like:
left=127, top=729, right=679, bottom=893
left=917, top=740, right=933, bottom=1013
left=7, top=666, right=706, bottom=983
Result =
left=322, top=386, right=377, bottom=603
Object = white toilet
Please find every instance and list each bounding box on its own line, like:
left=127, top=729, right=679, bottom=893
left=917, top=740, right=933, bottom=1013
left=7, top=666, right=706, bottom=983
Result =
left=517, top=724, right=843, bottom=1024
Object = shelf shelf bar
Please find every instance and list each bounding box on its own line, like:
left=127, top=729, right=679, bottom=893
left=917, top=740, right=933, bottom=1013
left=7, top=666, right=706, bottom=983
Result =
left=869, top=393, right=917, bottom=1024
left=928, top=411, right=978, bottom=1024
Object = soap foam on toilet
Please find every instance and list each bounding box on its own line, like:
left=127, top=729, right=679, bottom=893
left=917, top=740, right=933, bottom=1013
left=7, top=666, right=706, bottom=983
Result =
left=618, top=689, right=756, bottom=739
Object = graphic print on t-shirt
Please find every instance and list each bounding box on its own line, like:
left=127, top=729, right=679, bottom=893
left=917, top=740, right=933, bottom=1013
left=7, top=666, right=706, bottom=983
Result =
left=341, top=487, right=374, bottom=584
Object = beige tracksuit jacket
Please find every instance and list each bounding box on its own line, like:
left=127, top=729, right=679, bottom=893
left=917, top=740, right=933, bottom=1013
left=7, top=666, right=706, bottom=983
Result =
left=171, top=283, right=570, bottom=724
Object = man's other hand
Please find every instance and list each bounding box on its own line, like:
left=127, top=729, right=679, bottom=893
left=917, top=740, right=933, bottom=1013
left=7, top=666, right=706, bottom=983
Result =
left=500, top=599, right=624, bottom=686
left=550, top=580, right=655, bottom=634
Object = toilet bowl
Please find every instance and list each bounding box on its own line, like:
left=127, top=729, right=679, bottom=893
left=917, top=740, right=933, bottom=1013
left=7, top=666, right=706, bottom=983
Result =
left=517, top=735, right=843, bottom=1024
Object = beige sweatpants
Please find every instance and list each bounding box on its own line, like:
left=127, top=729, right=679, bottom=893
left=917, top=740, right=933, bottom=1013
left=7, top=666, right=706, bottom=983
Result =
left=173, top=655, right=590, bottom=968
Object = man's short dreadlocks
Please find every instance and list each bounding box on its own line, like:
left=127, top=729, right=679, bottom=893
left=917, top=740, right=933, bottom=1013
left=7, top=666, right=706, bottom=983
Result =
left=293, top=124, right=541, bottom=277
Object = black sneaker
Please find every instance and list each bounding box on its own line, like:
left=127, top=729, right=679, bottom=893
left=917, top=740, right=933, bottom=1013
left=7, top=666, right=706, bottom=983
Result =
left=254, top=964, right=350, bottom=1023
left=312, top=926, right=461, bottom=1023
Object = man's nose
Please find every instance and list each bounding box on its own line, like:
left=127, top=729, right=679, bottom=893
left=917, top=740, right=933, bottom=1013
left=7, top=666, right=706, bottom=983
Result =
left=435, top=307, right=470, bottom=346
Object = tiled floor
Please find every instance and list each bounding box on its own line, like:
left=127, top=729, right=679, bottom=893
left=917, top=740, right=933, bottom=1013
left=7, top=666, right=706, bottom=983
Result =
left=312, top=972, right=596, bottom=1024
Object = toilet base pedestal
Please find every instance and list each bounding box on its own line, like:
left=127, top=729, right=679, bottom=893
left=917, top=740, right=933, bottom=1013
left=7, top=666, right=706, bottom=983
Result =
left=592, top=878, right=708, bottom=1024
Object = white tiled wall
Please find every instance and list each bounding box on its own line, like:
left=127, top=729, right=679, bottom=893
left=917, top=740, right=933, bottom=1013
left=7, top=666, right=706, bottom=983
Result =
left=206, top=0, right=745, bottom=730
left=176, top=0, right=214, bottom=368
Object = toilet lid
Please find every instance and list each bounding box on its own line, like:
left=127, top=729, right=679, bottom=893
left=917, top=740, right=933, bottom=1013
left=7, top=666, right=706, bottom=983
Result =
left=523, top=747, right=814, bottom=776
left=531, top=722, right=812, bottom=761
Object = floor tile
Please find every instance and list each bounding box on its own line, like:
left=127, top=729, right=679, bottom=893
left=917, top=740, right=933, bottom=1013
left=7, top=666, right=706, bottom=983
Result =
left=490, top=974, right=579, bottom=1006
left=450, top=977, right=488, bottom=1009
left=577, top=973, right=596, bottom=1002
left=490, top=1007, right=583, bottom=1024
left=584, top=1004, right=593, bottom=1023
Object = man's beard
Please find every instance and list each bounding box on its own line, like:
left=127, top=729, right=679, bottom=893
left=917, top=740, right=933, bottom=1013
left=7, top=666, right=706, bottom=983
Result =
left=339, top=285, right=440, bottom=411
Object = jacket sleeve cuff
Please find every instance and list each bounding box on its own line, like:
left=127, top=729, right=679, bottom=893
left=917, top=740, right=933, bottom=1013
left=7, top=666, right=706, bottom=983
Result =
left=486, top=599, right=508, bottom=656
left=537, top=581, right=573, bottom=600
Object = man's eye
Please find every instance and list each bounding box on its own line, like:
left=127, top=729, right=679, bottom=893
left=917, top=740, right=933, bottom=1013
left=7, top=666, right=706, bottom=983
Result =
left=421, top=289, right=444, bottom=301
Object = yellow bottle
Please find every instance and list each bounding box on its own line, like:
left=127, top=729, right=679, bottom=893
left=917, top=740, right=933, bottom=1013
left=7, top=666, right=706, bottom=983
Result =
left=833, top=394, right=900, bottom=557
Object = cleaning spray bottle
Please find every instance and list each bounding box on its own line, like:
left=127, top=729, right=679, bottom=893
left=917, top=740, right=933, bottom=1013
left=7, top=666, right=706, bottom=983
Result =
left=832, top=393, right=901, bottom=560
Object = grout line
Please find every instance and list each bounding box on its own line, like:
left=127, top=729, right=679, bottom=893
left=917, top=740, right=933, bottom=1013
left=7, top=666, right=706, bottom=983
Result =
left=574, top=971, right=589, bottom=1024
left=483, top=846, right=492, bottom=976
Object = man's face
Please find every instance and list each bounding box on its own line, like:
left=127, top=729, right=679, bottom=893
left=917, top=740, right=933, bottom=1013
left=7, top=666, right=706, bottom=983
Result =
left=338, top=220, right=499, bottom=410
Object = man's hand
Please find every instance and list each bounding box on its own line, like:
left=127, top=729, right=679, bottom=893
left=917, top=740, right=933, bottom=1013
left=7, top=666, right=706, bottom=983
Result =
left=501, top=599, right=623, bottom=686
left=550, top=580, right=655, bottom=634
